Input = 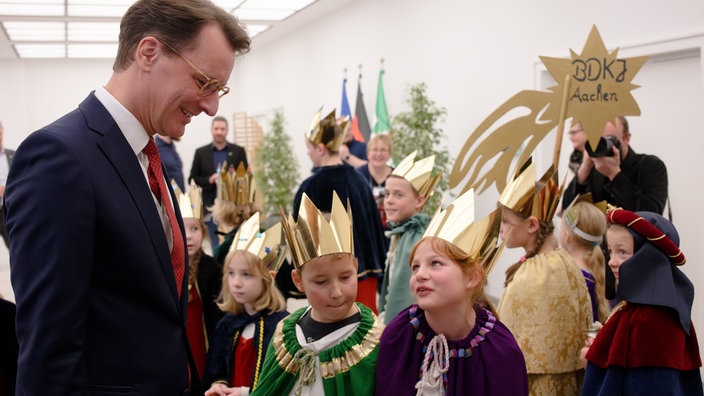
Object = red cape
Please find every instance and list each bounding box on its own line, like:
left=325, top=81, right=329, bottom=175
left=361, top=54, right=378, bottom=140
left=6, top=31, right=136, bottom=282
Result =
left=586, top=303, right=701, bottom=370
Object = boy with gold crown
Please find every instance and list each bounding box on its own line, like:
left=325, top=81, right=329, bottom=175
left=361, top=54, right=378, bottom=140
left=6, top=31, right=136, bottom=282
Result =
left=292, top=109, right=387, bottom=313
left=202, top=212, right=288, bottom=396
left=378, top=150, right=440, bottom=324
left=251, top=191, right=384, bottom=396
left=495, top=160, right=591, bottom=395
left=173, top=180, right=223, bottom=383
left=376, top=188, right=528, bottom=395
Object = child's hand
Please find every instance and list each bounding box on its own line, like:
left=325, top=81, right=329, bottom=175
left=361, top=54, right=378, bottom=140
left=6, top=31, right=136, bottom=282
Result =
left=579, top=337, right=595, bottom=368
left=205, top=383, right=236, bottom=396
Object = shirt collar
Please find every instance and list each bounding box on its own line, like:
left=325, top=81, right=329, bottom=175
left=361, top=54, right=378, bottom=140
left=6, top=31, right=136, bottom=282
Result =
left=94, top=86, right=150, bottom=155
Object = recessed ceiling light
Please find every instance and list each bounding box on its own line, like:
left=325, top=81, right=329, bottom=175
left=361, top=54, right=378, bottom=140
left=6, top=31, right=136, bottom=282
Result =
left=4, top=21, right=65, bottom=41
left=14, top=43, right=65, bottom=58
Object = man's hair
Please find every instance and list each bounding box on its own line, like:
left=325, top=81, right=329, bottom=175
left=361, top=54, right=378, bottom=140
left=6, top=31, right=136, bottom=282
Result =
left=212, top=115, right=229, bottom=127
left=616, top=116, right=630, bottom=134
left=113, top=0, right=251, bottom=71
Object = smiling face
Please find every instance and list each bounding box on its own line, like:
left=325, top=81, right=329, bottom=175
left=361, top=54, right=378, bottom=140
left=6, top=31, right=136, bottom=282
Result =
left=367, top=139, right=391, bottom=168
left=409, top=239, right=475, bottom=314
left=383, top=176, right=425, bottom=224
left=606, top=225, right=634, bottom=285
left=183, top=217, right=204, bottom=258
left=291, top=253, right=358, bottom=323
left=137, top=24, right=236, bottom=139
left=225, top=251, right=265, bottom=314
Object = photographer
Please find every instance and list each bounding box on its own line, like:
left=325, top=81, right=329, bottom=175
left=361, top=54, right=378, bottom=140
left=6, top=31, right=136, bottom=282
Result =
left=562, top=116, right=668, bottom=215
left=562, top=116, right=669, bottom=301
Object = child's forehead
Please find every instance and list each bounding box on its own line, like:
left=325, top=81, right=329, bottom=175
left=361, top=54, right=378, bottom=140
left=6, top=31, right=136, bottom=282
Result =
left=302, top=254, right=356, bottom=274
left=386, top=175, right=414, bottom=190
left=606, top=225, right=632, bottom=241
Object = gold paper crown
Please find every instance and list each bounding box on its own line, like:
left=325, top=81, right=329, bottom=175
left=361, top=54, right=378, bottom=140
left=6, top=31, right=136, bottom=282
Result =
left=306, top=108, right=347, bottom=152
left=391, top=150, right=441, bottom=198
left=173, top=179, right=203, bottom=220
left=498, top=159, right=564, bottom=222
left=217, top=162, right=256, bottom=205
left=423, top=188, right=506, bottom=275
left=229, top=212, right=286, bottom=272
left=280, top=191, right=353, bottom=270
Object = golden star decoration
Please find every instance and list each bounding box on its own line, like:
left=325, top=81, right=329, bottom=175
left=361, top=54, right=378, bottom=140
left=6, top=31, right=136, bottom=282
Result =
left=540, top=25, right=648, bottom=149
left=450, top=25, right=648, bottom=195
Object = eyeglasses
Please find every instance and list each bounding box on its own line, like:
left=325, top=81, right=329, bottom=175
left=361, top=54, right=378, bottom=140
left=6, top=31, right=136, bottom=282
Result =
left=159, top=40, right=230, bottom=98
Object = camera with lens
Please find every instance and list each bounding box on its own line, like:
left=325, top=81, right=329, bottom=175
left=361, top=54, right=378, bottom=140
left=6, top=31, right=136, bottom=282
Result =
left=586, top=136, right=622, bottom=158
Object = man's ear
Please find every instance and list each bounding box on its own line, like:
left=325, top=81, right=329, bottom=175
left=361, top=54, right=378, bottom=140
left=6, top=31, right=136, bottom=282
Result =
left=291, top=269, right=305, bottom=293
left=136, top=36, right=159, bottom=70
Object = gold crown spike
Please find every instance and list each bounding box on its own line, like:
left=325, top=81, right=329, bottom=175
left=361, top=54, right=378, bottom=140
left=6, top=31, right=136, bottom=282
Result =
left=174, top=179, right=203, bottom=220
left=216, top=162, right=255, bottom=205
left=280, top=191, right=353, bottom=270
left=532, top=165, right=564, bottom=222
left=306, top=108, right=345, bottom=152
left=229, top=212, right=286, bottom=272
left=498, top=159, right=564, bottom=222
left=391, top=151, right=441, bottom=198
left=422, top=188, right=505, bottom=275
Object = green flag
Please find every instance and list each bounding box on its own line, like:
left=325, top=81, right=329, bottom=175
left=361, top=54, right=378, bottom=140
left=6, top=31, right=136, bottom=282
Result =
left=372, top=69, right=390, bottom=135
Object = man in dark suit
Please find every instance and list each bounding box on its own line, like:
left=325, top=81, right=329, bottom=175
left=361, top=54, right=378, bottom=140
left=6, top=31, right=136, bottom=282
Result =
left=0, top=121, right=15, bottom=248
left=189, top=115, right=248, bottom=250
left=4, top=1, right=250, bottom=395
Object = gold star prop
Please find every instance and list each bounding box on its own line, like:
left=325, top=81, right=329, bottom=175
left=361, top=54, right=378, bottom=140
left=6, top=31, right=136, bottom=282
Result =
left=450, top=26, right=647, bottom=195
left=540, top=25, right=648, bottom=150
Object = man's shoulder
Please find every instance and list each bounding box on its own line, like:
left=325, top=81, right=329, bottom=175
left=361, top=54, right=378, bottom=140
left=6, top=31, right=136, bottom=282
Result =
left=227, top=142, right=245, bottom=152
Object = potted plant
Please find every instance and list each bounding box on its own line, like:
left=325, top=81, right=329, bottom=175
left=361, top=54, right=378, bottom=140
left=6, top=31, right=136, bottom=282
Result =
left=391, top=82, right=452, bottom=214
left=253, top=108, right=300, bottom=224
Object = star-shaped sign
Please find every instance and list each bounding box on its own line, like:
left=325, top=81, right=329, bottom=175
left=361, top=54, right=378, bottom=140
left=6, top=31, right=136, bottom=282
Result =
left=540, top=25, right=648, bottom=149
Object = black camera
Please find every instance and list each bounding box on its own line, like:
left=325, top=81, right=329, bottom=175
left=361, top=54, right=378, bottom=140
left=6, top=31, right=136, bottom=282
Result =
left=586, top=136, right=622, bottom=158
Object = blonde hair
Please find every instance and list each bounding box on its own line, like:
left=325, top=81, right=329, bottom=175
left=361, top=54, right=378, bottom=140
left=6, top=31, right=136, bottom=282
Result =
left=564, top=201, right=609, bottom=322
left=211, top=199, right=257, bottom=230
left=217, top=250, right=286, bottom=315
left=366, top=134, right=393, bottom=156
left=410, top=237, right=494, bottom=314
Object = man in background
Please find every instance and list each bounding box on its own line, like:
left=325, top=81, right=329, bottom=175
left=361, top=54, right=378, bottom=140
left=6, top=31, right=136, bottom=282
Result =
left=0, top=122, right=14, bottom=248
left=562, top=115, right=668, bottom=214
left=156, top=134, right=185, bottom=190
left=4, top=1, right=250, bottom=394
left=189, top=115, right=248, bottom=250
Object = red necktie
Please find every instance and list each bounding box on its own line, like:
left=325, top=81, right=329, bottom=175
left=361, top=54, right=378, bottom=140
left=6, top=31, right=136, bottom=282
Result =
left=143, top=138, right=185, bottom=296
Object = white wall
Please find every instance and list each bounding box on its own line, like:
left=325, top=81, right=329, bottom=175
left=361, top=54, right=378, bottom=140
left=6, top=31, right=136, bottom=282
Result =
left=1, top=0, right=703, bottom=355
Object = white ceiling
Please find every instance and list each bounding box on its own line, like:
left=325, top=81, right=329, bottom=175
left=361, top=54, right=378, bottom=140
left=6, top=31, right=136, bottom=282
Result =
left=0, top=0, right=347, bottom=60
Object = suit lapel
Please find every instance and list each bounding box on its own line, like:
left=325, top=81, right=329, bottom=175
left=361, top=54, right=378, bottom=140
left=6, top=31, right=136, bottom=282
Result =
left=79, top=94, right=184, bottom=306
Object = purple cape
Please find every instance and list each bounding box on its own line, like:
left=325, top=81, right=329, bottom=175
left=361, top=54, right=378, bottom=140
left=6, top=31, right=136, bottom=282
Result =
left=376, top=305, right=528, bottom=395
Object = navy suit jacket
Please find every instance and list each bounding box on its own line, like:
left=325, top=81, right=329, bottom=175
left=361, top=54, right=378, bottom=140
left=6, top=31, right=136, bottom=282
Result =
left=189, top=142, right=247, bottom=209
left=5, top=93, right=193, bottom=395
